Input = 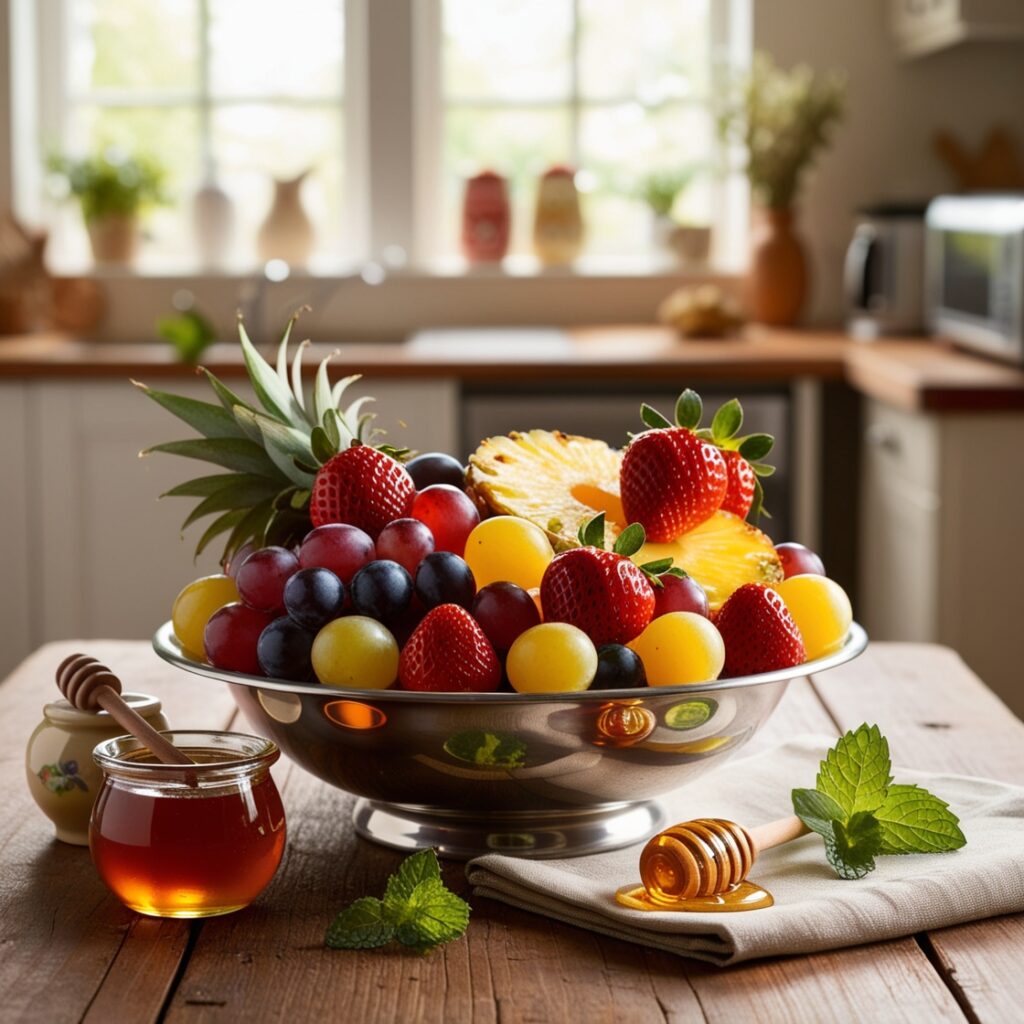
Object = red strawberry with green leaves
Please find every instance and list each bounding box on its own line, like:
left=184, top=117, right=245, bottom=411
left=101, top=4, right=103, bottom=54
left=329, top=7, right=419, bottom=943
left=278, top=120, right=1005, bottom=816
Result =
left=620, top=390, right=728, bottom=541
left=310, top=444, right=415, bottom=538
left=697, top=397, right=775, bottom=521
left=399, top=603, right=501, bottom=692
left=540, top=513, right=679, bottom=645
left=714, top=582, right=805, bottom=677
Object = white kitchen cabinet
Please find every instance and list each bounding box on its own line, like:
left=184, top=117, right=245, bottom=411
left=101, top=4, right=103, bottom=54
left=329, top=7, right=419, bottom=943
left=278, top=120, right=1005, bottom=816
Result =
left=890, top=0, right=1024, bottom=57
left=859, top=397, right=1024, bottom=716
left=0, top=375, right=458, bottom=679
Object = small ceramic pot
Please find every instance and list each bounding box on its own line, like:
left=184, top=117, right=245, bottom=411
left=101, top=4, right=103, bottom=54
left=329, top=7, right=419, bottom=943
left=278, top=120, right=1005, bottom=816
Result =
left=25, top=693, right=169, bottom=845
left=86, top=214, right=139, bottom=265
left=533, top=166, right=583, bottom=267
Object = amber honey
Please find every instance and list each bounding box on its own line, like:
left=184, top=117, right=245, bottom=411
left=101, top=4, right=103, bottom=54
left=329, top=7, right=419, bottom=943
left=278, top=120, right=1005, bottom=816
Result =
left=90, top=732, right=286, bottom=918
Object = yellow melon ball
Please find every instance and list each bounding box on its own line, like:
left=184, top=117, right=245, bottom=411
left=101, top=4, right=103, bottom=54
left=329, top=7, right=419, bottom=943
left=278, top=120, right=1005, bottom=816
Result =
left=507, top=623, right=597, bottom=693
left=172, top=574, right=239, bottom=658
left=463, top=516, right=554, bottom=590
left=774, top=574, right=852, bottom=660
left=628, top=612, right=725, bottom=686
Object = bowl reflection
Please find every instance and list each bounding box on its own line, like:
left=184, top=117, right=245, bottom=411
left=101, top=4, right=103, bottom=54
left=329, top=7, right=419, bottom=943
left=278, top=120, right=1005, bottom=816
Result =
left=153, top=621, right=867, bottom=859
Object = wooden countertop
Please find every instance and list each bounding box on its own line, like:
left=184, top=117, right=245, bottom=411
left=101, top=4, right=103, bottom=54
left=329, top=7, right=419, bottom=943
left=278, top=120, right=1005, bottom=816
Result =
left=3, top=639, right=1022, bottom=1022
left=2, top=326, right=1023, bottom=412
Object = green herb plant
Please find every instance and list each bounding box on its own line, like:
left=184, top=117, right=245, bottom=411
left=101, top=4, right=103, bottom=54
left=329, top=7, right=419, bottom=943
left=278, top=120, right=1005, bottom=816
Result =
left=792, top=724, right=966, bottom=880
left=638, top=168, right=698, bottom=220
left=48, top=148, right=166, bottom=223
left=326, top=849, right=469, bottom=954
left=157, top=309, right=216, bottom=365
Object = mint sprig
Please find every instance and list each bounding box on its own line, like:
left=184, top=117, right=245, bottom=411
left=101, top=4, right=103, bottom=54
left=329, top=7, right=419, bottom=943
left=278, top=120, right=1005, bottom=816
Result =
left=326, top=849, right=469, bottom=954
left=792, top=724, right=966, bottom=879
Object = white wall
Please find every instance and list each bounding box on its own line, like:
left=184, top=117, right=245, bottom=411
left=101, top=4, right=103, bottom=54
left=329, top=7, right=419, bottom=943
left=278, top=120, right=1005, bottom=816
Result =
left=755, top=0, right=1024, bottom=324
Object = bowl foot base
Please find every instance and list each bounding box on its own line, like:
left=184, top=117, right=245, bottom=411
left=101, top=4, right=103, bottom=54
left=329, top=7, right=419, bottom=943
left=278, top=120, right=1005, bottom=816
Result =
left=352, top=799, right=665, bottom=860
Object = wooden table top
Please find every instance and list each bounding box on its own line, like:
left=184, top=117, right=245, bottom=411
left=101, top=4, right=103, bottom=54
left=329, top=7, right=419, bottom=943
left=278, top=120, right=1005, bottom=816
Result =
left=3, top=327, right=1024, bottom=412
left=3, top=640, right=1022, bottom=1023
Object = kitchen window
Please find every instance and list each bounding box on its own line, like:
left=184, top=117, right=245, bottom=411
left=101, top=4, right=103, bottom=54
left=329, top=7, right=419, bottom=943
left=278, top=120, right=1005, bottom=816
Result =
left=17, top=0, right=749, bottom=276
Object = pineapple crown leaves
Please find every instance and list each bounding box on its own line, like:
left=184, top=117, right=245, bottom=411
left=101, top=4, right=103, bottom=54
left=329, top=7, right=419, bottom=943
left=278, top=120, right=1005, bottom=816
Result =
left=136, top=312, right=403, bottom=563
left=576, top=513, right=685, bottom=589
left=635, top=388, right=775, bottom=524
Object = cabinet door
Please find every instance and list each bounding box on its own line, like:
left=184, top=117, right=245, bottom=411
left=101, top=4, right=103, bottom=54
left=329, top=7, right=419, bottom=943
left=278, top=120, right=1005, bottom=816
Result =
left=0, top=384, right=32, bottom=677
left=27, top=376, right=459, bottom=647
left=858, top=401, right=941, bottom=641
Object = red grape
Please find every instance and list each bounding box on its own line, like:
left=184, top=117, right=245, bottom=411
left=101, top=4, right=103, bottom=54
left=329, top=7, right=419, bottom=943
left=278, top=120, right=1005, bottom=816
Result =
left=653, top=574, right=709, bottom=619
left=236, top=546, right=299, bottom=614
left=299, top=524, right=376, bottom=583
left=376, top=518, right=435, bottom=575
left=775, top=542, right=826, bottom=579
left=471, top=581, right=541, bottom=652
left=223, top=540, right=255, bottom=579
left=204, top=603, right=274, bottom=675
left=410, top=485, right=480, bottom=557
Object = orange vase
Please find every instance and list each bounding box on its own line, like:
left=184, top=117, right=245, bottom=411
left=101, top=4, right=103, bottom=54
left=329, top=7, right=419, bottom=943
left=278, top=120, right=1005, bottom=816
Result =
left=747, top=207, right=808, bottom=326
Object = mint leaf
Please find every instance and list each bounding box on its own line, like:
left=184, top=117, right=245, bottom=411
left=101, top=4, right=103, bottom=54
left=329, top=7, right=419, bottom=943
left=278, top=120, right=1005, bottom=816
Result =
left=392, top=879, right=470, bottom=951
left=325, top=897, right=395, bottom=949
left=875, top=784, right=966, bottom=854
left=825, top=813, right=881, bottom=880
left=384, top=848, right=442, bottom=906
left=816, top=724, right=893, bottom=817
left=792, top=787, right=845, bottom=839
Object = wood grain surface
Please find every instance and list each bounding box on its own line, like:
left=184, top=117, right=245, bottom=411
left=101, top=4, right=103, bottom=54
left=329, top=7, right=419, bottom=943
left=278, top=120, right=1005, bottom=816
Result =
left=1, top=640, right=1020, bottom=1024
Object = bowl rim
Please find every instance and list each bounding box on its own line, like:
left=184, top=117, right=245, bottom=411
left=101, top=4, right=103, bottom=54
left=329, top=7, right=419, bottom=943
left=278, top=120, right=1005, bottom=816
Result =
left=152, top=620, right=868, bottom=704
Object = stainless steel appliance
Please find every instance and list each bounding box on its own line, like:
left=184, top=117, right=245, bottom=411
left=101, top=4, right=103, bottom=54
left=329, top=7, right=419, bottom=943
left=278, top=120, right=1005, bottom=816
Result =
left=844, top=203, right=927, bottom=339
left=926, top=193, right=1024, bottom=365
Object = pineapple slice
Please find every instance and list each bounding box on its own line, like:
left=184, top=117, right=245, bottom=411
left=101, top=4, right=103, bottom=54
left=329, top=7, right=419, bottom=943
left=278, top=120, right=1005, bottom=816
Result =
left=634, top=511, right=783, bottom=611
left=467, top=430, right=623, bottom=549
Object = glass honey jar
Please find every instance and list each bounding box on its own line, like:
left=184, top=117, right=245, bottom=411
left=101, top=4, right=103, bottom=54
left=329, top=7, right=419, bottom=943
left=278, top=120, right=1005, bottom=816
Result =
left=90, top=731, right=286, bottom=918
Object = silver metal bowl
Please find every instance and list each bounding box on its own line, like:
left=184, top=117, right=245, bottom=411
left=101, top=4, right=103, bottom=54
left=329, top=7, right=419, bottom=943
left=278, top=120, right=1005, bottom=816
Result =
left=153, top=621, right=867, bottom=859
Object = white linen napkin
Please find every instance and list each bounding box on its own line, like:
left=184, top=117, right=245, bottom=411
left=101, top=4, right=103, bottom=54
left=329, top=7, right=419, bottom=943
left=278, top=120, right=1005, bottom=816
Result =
left=466, top=736, right=1024, bottom=965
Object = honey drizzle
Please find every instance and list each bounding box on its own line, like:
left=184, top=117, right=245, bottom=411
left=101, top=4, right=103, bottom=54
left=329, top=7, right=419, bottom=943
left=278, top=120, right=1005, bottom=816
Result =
left=615, top=881, right=774, bottom=913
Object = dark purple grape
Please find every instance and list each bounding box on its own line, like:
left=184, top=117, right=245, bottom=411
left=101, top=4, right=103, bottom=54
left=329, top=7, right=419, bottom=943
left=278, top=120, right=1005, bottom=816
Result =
left=406, top=452, right=466, bottom=490
left=592, top=644, right=647, bottom=690
left=349, top=559, right=413, bottom=621
left=471, top=581, right=540, bottom=652
left=284, top=567, right=346, bottom=631
left=414, top=552, right=476, bottom=610
left=257, top=616, right=315, bottom=680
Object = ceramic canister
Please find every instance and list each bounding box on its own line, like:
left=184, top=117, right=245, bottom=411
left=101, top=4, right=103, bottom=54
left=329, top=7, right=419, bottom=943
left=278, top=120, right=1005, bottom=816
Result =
left=25, top=693, right=169, bottom=845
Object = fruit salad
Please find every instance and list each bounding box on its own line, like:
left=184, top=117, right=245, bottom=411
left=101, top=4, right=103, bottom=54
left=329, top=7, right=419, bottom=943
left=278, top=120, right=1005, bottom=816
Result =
left=150, top=320, right=853, bottom=694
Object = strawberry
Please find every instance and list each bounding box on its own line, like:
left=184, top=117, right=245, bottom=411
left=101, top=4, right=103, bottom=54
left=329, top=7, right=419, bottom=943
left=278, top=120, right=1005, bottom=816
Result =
left=539, top=514, right=669, bottom=646
left=714, top=583, right=805, bottom=677
left=399, top=603, right=501, bottom=692
left=720, top=450, right=756, bottom=518
left=620, top=428, right=727, bottom=541
left=310, top=445, right=415, bottom=539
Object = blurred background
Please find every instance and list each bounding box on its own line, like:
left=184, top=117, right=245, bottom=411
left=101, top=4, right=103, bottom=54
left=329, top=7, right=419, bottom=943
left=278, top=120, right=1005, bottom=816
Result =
left=2, top=0, right=1023, bottom=714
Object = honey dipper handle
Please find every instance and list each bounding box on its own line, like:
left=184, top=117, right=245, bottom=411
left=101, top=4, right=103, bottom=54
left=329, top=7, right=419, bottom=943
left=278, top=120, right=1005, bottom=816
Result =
left=93, top=688, right=195, bottom=767
left=746, top=815, right=810, bottom=855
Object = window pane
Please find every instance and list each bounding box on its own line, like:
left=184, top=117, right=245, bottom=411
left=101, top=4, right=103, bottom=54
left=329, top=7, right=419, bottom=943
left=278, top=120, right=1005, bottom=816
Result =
left=577, top=0, right=710, bottom=102
left=67, top=0, right=199, bottom=94
left=442, top=107, right=571, bottom=255
left=444, top=0, right=572, bottom=101
left=208, top=0, right=344, bottom=98
left=211, top=104, right=345, bottom=260
left=579, top=103, right=713, bottom=254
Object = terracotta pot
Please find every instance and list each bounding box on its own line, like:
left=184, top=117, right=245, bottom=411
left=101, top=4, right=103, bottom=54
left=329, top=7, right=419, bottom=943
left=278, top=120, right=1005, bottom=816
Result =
left=746, top=207, right=808, bottom=326
left=87, top=214, right=139, bottom=266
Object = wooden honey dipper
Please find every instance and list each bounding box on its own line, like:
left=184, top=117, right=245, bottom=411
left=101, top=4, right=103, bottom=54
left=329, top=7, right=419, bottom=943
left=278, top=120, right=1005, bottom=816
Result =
left=639, top=816, right=810, bottom=903
left=56, top=653, right=195, bottom=767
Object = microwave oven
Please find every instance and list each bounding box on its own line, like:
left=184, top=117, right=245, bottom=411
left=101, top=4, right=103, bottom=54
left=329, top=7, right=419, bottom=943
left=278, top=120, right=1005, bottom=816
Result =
left=925, top=194, right=1024, bottom=365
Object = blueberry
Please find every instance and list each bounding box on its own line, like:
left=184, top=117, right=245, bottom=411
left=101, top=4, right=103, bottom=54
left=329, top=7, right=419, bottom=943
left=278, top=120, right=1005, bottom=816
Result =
left=283, top=567, right=346, bottom=630
left=414, top=551, right=476, bottom=610
left=349, top=559, right=413, bottom=621
left=257, top=617, right=315, bottom=680
left=592, top=644, right=648, bottom=690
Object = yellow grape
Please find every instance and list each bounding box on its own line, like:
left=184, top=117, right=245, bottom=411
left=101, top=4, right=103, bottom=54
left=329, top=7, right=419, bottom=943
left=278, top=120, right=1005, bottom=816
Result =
left=628, top=612, right=725, bottom=686
left=507, top=623, right=597, bottom=693
left=172, top=575, right=240, bottom=658
left=463, top=516, right=554, bottom=590
left=312, top=616, right=399, bottom=689
left=774, top=574, right=852, bottom=660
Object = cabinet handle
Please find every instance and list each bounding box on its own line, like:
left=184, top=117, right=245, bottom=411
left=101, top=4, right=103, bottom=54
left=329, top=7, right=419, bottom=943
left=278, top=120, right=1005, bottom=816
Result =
left=866, top=424, right=901, bottom=455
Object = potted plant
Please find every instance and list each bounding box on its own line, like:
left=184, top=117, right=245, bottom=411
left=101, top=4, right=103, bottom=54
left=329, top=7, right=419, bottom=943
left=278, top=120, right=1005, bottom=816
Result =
left=48, top=148, right=166, bottom=266
left=718, top=53, right=845, bottom=325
